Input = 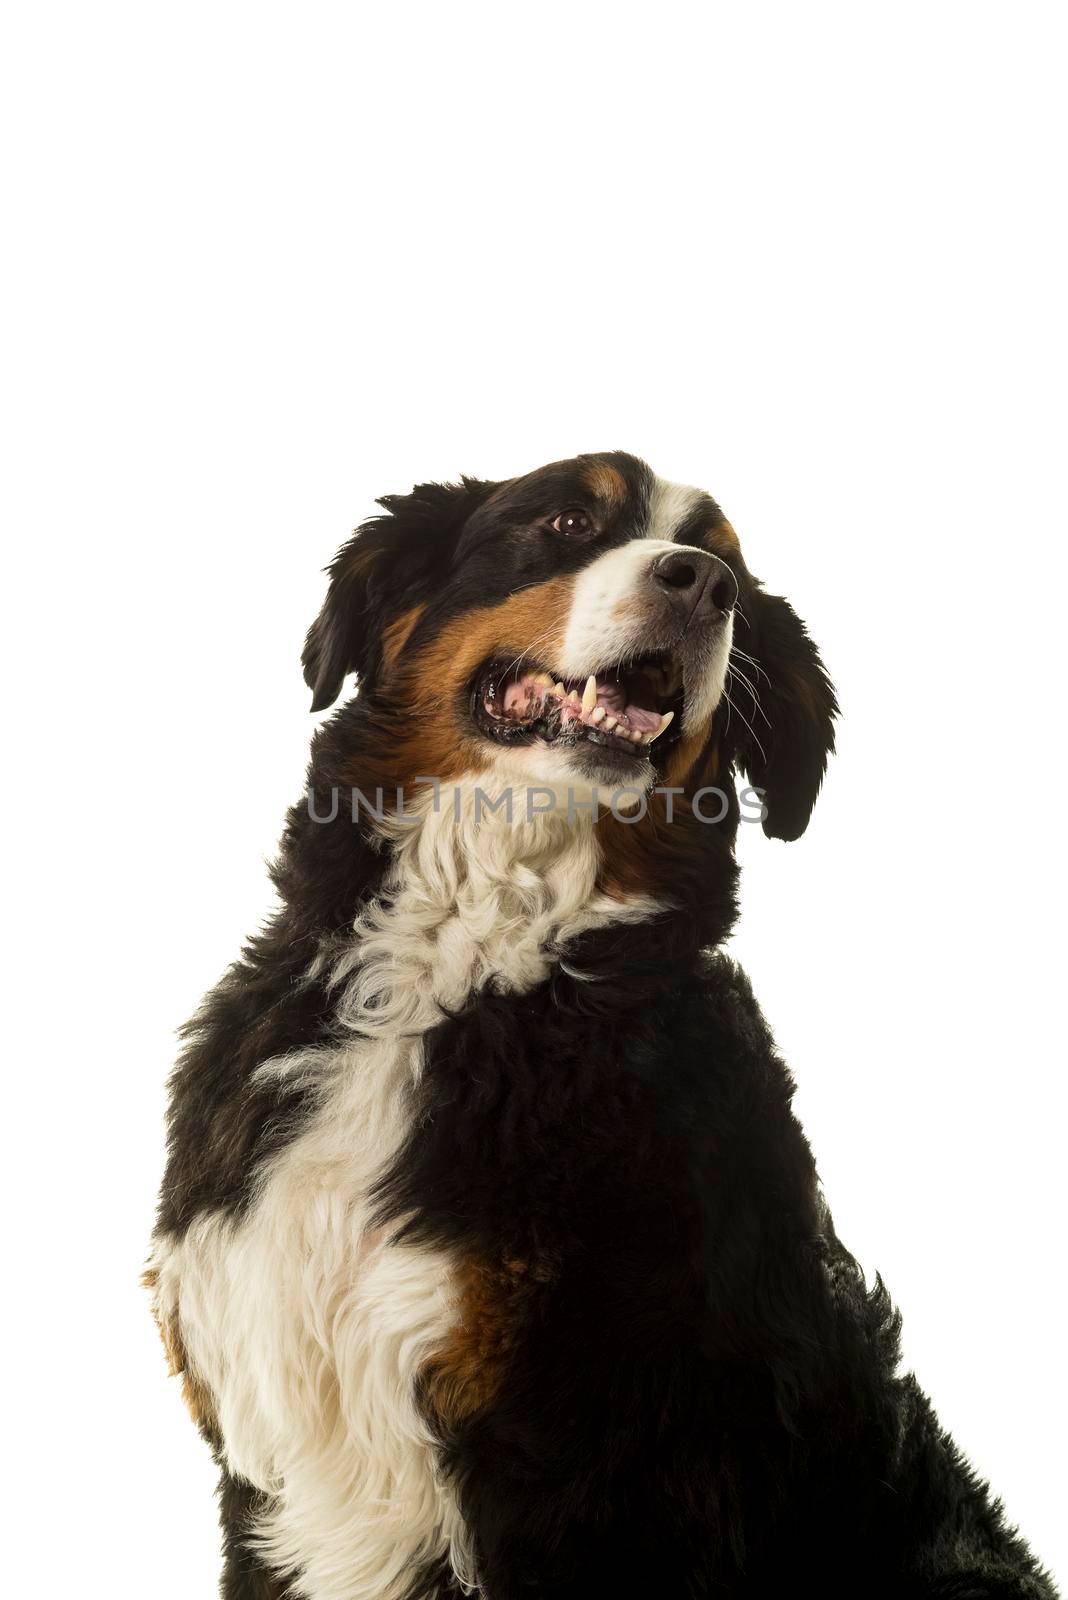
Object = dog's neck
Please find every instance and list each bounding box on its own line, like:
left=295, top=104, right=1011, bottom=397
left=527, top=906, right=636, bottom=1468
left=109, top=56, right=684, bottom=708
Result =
left=317, top=778, right=665, bottom=1042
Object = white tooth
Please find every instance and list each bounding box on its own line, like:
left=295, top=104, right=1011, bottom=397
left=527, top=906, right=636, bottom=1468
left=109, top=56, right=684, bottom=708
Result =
left=569, top=690, right=582, bottom=706
left=531, top=672, right=553, bottom=687
left=603, top=716, right=617, bottom=731
left=554, top=682, right=566, bottom=696
left=648, top=709, right=675, bottom=742
left=582, top=675, right=598, bottom=714
left=591, top=706, right=606, bottom=724
left=630, top=729, right=643, bottom=743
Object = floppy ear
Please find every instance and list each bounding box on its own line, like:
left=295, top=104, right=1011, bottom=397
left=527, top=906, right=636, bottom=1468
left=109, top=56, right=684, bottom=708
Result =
left=302, top=476, right=497, bottom=712
left=734, top=589, right=838, bottom=841
left=302, top=523, right=397, bottom=712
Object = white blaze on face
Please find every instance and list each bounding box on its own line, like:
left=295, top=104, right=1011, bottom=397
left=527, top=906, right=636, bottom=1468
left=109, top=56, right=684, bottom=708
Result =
left=555, top=474, right=733, bottom=735
left=557, top=537, right=687, bottom=675
left=646, top=475, right=705, bottom=541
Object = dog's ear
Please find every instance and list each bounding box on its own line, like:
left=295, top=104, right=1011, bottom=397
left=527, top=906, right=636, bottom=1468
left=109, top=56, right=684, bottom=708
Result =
left=734, top=588, right=838, bottom=841
left=302, top=477, right=497, bottom=712
left=302, top=524, right=393, bottom=712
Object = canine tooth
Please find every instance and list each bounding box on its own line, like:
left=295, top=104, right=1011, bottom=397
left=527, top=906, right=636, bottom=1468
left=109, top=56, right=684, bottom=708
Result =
left=582, top=675, right=598, bottom=714
left=591, top=706, right=606, bottom=724
left=648, top=709, right=675, bottom=742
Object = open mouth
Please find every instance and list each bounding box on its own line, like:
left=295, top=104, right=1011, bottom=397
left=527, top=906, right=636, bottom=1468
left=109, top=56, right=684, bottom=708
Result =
left=472, top=651, right=684, bottom=761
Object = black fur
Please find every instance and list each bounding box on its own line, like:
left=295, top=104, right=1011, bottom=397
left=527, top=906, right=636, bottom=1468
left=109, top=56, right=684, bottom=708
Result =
left=377, top=953, right=1050, bottom=1598
left=155, top=453, right=1056, bottom=1599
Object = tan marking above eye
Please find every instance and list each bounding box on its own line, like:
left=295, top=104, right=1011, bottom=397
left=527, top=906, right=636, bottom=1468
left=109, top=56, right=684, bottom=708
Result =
left=706, top=518, right=741, bottom=553
left=582, top=461, right=628, bottom=509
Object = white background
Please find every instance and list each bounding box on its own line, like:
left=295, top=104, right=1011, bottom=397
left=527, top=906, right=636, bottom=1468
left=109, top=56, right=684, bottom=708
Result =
left=3, top=3, right=1065, bottom=1594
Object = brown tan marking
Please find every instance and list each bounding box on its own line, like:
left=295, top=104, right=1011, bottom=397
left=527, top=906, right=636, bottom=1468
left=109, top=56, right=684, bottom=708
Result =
left=422, top=1253, right=556, bottom=1429
left=660, top=723, right=719, bottom=791
left=381, top=603, right=427, bottom=677
left=706, top=517, right=741, bottom=555
left=582, top=460, right=628, bottom=511
left=344, top=575, right=576, bottom=795
left=597, top=728, right=726, bottom=901
left=143, top=1268, right=219, bottom=1439
left=597, top=782, right=711, bottom=902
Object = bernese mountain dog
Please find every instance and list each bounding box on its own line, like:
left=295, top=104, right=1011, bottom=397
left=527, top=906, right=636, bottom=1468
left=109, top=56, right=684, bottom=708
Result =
left=148, top=452, right=1056, bottom=1599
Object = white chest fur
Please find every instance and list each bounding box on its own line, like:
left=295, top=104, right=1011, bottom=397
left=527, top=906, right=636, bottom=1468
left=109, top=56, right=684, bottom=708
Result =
left=151, top=784, right=659, bottom=1600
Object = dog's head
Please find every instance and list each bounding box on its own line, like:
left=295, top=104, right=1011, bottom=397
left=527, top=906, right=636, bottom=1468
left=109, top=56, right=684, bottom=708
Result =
left=304, top=452, right=836, bottom=841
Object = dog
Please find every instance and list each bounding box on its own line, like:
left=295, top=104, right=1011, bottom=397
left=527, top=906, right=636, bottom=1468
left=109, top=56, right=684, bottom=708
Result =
left=148, top=452, right=1056, bottom=1599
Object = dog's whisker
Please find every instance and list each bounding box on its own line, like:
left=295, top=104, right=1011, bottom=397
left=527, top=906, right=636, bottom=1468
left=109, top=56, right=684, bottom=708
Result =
left=724, top=672, right=767, bottom=764
left=496, top=619, right=569, bottom=684
left=730, top=645, right=769, bottom=684
left=726, top=660, right=771, bottom=729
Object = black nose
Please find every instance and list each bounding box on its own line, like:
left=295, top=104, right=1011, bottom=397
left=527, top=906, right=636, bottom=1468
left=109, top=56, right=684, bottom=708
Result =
left=651, top=548, right=737, bottom=622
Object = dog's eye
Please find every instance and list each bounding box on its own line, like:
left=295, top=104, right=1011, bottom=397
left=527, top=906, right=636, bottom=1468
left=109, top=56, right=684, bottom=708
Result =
left=551, top=508, right=594, bottom=537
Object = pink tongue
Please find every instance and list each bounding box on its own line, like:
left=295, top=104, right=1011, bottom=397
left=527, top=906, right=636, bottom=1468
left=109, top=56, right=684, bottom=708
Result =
left=608, top=670, right=660, bottom=731
left=625, top=703, right=662, bottom=732
left=595, top=680, right=626, bottom=715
